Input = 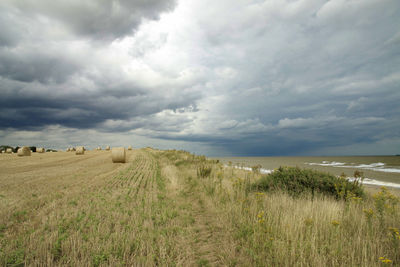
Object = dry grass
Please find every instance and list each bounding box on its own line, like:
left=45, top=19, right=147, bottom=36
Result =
left=0, top=149, right=399, bottom=266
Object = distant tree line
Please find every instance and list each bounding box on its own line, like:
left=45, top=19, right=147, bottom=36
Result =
left=0, top=145, right=57, bottom=153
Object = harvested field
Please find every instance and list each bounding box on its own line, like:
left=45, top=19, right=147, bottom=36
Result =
left=0, top=149, right=399, bottom=266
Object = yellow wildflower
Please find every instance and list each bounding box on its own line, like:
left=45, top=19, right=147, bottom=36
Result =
left=363, top=208, right=374, bottom=217
left=388, top=227, right=400, bottom=239
left=331, top=220, right=340, bottom=227
left=304, top=218, right=313, bottom=227
left=379, top=257, right=392, bottom=264
left=351, top=196, right=363, bottom=203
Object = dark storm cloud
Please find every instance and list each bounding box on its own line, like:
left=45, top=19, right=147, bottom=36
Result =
left=0, top=48, right=81, bottom=83
left=3, top=0, right=176, bottom=40
left=0, top=0, right=197, bottom=132
left=0, top=78, right=200, bottom=130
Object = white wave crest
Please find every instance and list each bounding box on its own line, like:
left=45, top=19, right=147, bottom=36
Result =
left=307, top=161, right=346, bottom=166
left=229, top=165, right=273, bottom=174
left=306, top=161, right=400, bottom=173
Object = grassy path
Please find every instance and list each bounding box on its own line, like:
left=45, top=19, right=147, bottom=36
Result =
left=158, top=150, right=244, bottom=266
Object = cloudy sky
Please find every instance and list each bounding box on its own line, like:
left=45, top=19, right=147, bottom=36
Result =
left=0, top=0, right=399, bottom=156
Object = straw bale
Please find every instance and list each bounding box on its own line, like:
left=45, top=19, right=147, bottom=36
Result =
left=128, top=145, right=132, bottom=150
left=6, top=148, right=12, bottom=154
left=37, top=147, right=45, bottom=153
left=76, top=146, right=85, bottom=155
left=105, top=146, right=110, bottom=151
left=97, top=146, right=101, bottom=150
left=112, top=147, right=126, bottom=163
left=17, top=146, right=31, bottom=156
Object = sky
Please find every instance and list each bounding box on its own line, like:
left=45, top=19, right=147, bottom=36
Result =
left=0, top=0, right=399, bottom=156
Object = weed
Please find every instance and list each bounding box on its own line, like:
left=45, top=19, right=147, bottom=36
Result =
left=68, top=200, right=78, bottom=206
left=0, top=224, right=6, bottom=238
left=6, top=248, right=25, bottom=267
left=197, top=164, right=212, bottom=178
left=92, top=252, right=109, bottom=267
left=251, top=164, right=262, bottom=174
left=197, top=258, right=210, bottom=267
left=373, top=187, right=399, bottom=227
left=12, top=210, right=28, bottom=222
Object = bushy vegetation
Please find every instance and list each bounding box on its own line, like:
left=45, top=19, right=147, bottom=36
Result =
left=252, top=166, right=365, bottom=199
left=0, top=145, right=15, bottom=153
left=0, top=145, right=57, bottom=153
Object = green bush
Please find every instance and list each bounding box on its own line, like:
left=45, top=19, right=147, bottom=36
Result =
left=252, top=166, right=364, bottom=200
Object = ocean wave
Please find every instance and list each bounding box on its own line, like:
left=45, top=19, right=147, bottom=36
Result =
left=230, top=165, right=273, bottom=174
left=306, top=161, right=400, bottom=173
left=307, top=161, right=346, bottom=166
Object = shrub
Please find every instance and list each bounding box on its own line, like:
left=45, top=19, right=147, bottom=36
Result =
left=197, top=164, right=212, bottom=178
left=252, top=166, right=364, bottom=199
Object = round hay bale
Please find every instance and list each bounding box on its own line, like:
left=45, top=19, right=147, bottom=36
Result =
left=66, top=148, right=70, bottom=152
left=105, top=146, right=110, bottom=151
left=97, top=146, right=101, bottom=150
left=76, top=146, right=85, bottom=155
left=112, top=147, right=126, bottom=163
left=17, top=146, right=31, bottom=156
left=128, top=145, right=132, bottom=150
left=6, top=148, right=12, bottom=154
left=37, top=147, right=45, bottom=153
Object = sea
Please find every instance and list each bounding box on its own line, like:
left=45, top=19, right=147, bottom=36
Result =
left=214, top=156, right=400, bottom=189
